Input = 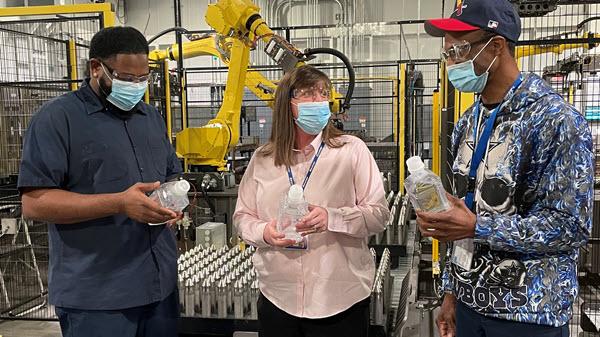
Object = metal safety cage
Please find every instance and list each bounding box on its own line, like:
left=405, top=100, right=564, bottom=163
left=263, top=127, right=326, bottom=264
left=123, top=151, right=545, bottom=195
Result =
left=148, top=59, right=177, bottom=142
left=0, top=14, right=105, bottom=179
left=512, top=5, right=600, bottom=335
left=0, top=182, right=51, bottom=321
left=164, top=19, right=442, bottom=184
left=403, top=61, right=442, bottom=178
left=181, top=61, right=405, bottom=191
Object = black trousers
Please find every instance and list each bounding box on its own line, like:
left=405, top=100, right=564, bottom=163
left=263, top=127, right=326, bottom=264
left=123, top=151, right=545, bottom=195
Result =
left=456, top=301, right=569, bottom=337
left=257, top=292, right=370, bottom=337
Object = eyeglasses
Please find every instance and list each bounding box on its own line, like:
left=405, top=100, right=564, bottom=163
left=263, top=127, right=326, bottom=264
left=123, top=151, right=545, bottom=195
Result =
left=441, top=36, right=495, bottom=62
left=291, top=87, right=331, bottom=99
left=100, top=62, right=152, bottom=83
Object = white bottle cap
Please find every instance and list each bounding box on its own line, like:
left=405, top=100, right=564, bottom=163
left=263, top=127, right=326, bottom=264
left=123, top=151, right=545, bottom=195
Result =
left=287, top=184, right=304, bottom=203
left=173, top=180, right=191, bottom=195
left=406, top=156, right=425, bottom=173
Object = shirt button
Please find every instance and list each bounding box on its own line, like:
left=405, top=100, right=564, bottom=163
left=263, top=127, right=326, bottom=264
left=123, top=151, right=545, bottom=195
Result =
left=140, top=167, right=144, bottom=172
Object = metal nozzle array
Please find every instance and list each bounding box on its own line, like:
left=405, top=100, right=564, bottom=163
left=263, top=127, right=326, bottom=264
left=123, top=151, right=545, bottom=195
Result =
left=371, top=248, right=392, bottom=326
left=396, top=195, right=409, bottom=245
left=177, top=244, right=258, bottom=319
left=377, top=192, right=409, bottom=245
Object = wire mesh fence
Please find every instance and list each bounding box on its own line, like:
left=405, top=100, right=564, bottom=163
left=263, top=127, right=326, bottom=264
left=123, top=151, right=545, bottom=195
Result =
left=517, top=5, right=600, bottom=336
left=436, top=3, right=600, bottom=335
left=0, top=16, right=102, bottom=179
left=404, top=61, right=441, bottom=167
left=148, top=60, right=172, bottom=133
left=0, top=15, right=102, bottom=322
left=0, top=180, right=51, bottom=321
left=182, top=61, right=405, bottom=190
left=0, top=5, right=598, bottom=331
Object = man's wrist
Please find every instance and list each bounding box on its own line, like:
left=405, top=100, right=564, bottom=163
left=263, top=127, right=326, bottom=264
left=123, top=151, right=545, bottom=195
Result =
left=112, top=192, right=125, bottom=214
left=443, top=292, right=456, bottom=303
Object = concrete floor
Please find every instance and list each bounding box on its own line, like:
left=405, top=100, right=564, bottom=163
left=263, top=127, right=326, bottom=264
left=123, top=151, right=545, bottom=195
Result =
left=0, top=320, right=61, bottom=337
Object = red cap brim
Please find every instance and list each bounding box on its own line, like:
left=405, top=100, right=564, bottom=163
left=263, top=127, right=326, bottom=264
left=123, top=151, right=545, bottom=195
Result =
left=424, top=18, right=479, bottom=37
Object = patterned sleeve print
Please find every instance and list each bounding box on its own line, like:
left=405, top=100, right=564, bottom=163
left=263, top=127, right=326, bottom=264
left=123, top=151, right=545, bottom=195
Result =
left=474, top=95, right=594, bottom=254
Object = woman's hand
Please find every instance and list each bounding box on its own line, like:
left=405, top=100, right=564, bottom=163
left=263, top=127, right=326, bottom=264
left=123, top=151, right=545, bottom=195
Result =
left=296, top=204, right=328, bottom=236
left=263, top=219, right=297, bottom=247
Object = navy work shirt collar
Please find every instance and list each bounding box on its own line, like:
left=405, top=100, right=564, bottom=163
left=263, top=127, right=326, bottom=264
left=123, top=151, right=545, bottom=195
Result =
left=76, top=79, right=147, bottom=116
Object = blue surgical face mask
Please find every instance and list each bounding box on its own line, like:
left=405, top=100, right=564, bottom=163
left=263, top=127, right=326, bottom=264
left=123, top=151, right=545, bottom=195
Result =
left=100, top=63, right=147, bottom=111
left=293, top=101, right=331, bottom=135
left=447, top=38, right=497, bottom=93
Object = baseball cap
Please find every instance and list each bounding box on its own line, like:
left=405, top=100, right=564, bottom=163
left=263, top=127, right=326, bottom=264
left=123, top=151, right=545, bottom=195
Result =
left=425, top=0, right=522, bottom=43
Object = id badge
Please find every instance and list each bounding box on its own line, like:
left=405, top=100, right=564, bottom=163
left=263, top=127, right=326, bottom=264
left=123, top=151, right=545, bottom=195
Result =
left=451, top=238, right=474, bottom=271
left=284, top=236, right=308, bottom=250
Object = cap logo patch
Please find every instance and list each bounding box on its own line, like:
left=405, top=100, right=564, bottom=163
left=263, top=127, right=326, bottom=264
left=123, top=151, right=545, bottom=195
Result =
left=488, top=20, right=499, bottom=29
left=455, top=0, right=468, bottom=16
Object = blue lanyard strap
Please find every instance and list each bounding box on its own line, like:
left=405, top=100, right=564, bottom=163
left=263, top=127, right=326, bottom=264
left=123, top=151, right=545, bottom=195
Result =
left=287, top=142, right=326, bottom=190
left=465, top=75, right=523, bottom=210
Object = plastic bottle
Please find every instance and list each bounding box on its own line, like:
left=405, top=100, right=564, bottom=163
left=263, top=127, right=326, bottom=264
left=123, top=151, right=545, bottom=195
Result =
left=404, top=156, right=450, bottom=212
left=148, top=180, right=191, bottom=225
left=277, top=184, right=308, bottom=242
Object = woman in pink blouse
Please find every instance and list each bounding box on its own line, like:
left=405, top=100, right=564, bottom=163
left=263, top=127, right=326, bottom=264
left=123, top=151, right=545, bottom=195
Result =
left=234, top=65, right=390, bottom=337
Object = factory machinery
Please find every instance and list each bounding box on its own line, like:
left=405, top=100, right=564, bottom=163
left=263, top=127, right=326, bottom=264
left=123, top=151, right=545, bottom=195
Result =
left=541, top=51, right=600, bottom=334
left=150, top=3, right=424, bottom=330
left=1, top=0, right=599, bottom=334
left=175, top=189, right=422, bottom=337
left=147, top=0, right=355, bottom=176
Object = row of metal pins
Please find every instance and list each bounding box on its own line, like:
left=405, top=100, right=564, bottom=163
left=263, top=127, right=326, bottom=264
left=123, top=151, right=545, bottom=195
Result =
left=178, top=244, right=258, bottom=319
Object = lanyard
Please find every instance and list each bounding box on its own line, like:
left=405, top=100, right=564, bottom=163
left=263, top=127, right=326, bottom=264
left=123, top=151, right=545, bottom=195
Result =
left=465, top=75, right=523, bottom=210
left=287, top=142, right=325, bottom=190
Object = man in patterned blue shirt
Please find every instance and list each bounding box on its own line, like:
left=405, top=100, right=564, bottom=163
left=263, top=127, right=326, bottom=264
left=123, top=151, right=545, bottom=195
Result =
left=418, top=1, right=594, bottom=337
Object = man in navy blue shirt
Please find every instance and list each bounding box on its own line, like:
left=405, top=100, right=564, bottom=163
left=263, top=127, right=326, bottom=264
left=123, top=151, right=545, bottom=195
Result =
left=18, top=27, right=182, bottom=337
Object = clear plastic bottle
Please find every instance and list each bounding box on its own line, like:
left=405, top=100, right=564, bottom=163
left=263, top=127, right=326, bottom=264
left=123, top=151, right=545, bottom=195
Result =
left=277, top=184, right=308, bottom=242
left=404, top=156, right=450, bottom=212
left=148, top=180, right=190, bottom=225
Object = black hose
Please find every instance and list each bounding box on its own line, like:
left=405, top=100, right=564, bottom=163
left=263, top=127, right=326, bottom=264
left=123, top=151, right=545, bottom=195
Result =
left=304, top=48, right=355, bottom=113
left=578, top=17, right=600, bottom=31
left=147, top=27, right=190, bottom=45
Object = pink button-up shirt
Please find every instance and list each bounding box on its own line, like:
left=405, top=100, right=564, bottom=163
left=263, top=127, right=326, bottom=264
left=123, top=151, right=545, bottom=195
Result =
left=233, top=133, right=389, bottom=318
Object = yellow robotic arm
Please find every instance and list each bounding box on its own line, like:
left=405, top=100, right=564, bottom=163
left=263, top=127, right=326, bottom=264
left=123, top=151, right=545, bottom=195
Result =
left=516, top=32, right=600, bottom=59
left=150, top=0, right=349, bottom=171
left=149, top=34, right=278, bottom=108
left=163, top=0, right=280, bottom=170
left=148, top=35, right=344, bottom=112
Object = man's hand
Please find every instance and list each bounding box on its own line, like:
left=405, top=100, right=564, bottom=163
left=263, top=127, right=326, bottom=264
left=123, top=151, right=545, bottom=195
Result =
left=166, top=212, right=184, bottom=229
left=118, top=182, right=178, bottom=224
left=263, top=220, right=296, bottom=247
left=437, top=294, right=457, bottom=337
left=417, top=193, right=476, bottom=242
left=296, top=204, right=328, bottom=236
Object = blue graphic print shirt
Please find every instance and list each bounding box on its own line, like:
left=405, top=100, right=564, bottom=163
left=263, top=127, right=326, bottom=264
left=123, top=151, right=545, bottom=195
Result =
left=442, top=73, right=594, bottom=327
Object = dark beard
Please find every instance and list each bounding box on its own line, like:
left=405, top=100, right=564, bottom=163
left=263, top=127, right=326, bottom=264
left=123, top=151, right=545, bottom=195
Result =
left=96, top=76, right=111, bottom=99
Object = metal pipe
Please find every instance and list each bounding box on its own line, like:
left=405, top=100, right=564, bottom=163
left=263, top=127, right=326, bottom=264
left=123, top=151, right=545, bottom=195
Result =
left=274, top=0, right=291, bottom=26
